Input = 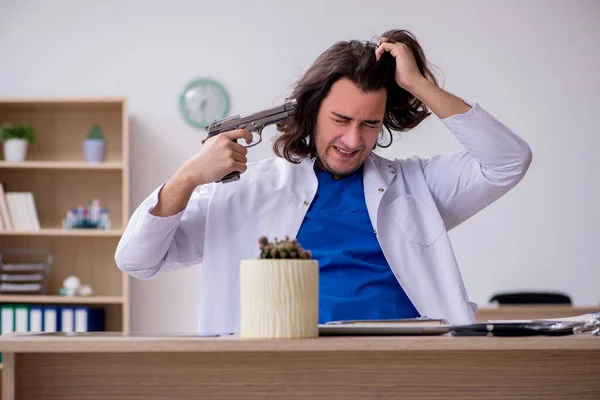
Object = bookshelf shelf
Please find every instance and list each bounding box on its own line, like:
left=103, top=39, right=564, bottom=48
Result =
left=0, top=295, right=125, bottom=304
left=0, top=160, right=125, bottom=170
left=0, top=97, right=130, bottom=335
left=0, top=228, right=124, bottom=237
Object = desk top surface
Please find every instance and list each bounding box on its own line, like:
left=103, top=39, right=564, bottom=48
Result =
left=0, top=332, right=599, bottom=353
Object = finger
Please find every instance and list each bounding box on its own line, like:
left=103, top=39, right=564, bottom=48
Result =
left=375, top=42, right=397, bottom=61
left=230, top=161, right=247, bottom=174
left=223, top=129, right=253, bottom=144
left=230, top=151, right=247, bottom=164
left=378, top=36, right=390, bottom=46
left=230, top=141, right=249, bottom=156
left=375, top=42, right=388, bottom=61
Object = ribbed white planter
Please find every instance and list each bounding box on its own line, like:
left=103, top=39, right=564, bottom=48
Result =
left=240, top=259, right=319, bottom=339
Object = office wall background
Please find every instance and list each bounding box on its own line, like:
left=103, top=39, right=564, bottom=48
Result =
left=1, top=0, right=598, bottom=332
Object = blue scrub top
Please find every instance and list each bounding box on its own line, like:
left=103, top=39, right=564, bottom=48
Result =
left=296, top=164, right=420, bottom=324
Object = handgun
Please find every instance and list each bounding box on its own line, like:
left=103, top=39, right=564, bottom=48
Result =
left=205, top=98, right=297, bottom=183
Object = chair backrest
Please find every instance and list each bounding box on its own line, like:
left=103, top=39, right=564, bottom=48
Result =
left=489, top=292, right=572, bottom=305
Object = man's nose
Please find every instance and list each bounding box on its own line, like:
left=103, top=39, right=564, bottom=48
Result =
left=340, top=124, right=362, bottom=149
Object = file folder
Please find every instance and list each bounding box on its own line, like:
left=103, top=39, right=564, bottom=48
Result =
left=29, top=305, right=44, bottom=332
left=74, top=306, right=105, bottom=332
left=43, top=305, right=59, bottom=332
left=1, top=304, right=14, bottom=335
left=60, top=307, right=75, bottom=332
left=15, top=305, right=28, bottom=332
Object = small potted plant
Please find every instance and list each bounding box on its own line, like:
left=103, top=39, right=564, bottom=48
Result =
left=239, top=235, right=319, bottom=339
left=83, top=124, right=105, bottom=162
left=0, top=123, right=36, bottom=162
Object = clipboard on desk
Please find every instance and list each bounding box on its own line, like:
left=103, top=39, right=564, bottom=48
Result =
left=450, top=321, right=585, bottom=337
left=318, top=318, right=451, bottom=336
left=467, top=311, right=600, bottom=337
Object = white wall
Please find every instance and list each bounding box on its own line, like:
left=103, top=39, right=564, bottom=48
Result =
left=1, top=0, right=598, bottom=332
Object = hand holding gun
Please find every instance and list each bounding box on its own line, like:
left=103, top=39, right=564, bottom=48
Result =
left=205, top=99, right=297, bottom=183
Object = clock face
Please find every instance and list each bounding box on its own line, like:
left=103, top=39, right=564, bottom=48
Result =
left=179, top=78, right=230, bottom=129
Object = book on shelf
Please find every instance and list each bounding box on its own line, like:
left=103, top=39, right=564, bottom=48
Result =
left=0, top=183, right=40, bottom=232
left=0, top=182, right=13, bottom=230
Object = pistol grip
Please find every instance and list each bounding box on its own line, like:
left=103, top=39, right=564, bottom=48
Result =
left=217, top=170, right=240, bottom=184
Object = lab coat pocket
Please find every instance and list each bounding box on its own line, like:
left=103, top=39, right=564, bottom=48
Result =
left=387, top=195, right=444, bottom=247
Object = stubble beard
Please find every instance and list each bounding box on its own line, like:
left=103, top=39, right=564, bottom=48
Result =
left=315, top=145, right=365, bottom=178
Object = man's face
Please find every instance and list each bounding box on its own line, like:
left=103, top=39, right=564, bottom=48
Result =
left=314, top=77, right=387, bottom=178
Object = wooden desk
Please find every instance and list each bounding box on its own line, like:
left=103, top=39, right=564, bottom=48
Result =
left=1, top=332, right=599, bottom=399
left=476, top=306, right=600, bottom=322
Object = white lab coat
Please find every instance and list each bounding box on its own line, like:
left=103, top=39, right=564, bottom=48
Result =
left=115, top=100, right=532, bottom=333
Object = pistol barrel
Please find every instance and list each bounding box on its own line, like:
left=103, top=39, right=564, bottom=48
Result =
left=205, top=99, right=297, bottom=184
left=207, top=99, right=296, bottom=136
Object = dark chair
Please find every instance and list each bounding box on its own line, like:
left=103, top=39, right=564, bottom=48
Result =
left=489, top=292, right=572, bottom=306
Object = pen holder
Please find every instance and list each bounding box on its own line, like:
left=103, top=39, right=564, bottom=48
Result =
left=239, top=259, right=319, bottom=339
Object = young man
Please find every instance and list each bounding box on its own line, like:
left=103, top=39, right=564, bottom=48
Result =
left=115, top=30, right=532, bottom=333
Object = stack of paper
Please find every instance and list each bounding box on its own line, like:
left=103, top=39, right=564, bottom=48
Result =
left=0, top=249, right=52, bottom=294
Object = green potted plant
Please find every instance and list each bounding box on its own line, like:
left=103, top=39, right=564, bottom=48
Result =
left=83, top=124, right=105, bottom=162
left=239, top=235, right=319, bottom=339
left=0, top=123, right=36, bottom=162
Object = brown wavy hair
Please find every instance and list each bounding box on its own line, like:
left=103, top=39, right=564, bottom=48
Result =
left=273, top=29, right=440, bottom=163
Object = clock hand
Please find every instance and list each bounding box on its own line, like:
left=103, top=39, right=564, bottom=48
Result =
left=200, top=99, right=209, bottom=122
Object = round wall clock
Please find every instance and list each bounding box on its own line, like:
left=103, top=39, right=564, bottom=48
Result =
left=179, top=78, right=230, bottom=129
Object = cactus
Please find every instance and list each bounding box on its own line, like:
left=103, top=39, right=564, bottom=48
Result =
left=87, top=124, right=104, bottom=140
left=258, top=235, right=312, bottom=259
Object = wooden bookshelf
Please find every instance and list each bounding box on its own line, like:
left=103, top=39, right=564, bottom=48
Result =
left=0, top=97, right=130, bottom=333
left=0, top=295, right=125, bottom=304
left=0, top=228, right=124, bottom=237
left=0, top=160, right=125, bottom=170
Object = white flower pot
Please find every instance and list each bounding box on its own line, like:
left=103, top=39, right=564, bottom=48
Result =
left=3, top=138, right=28, bottom=162
left=240, top=259, right=319, bottom=339
left=83, top=139, right=105, bottom=162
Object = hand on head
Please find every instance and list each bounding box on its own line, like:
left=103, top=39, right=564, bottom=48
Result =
left=375, top=36, right=426, bottom=92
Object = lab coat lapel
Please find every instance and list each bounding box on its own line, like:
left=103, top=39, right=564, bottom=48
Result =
left=363, top=153, right=396, bottom=228
left=280, top=156, right=318, bottom=239
left=295, top=157, right=318, bottom=202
